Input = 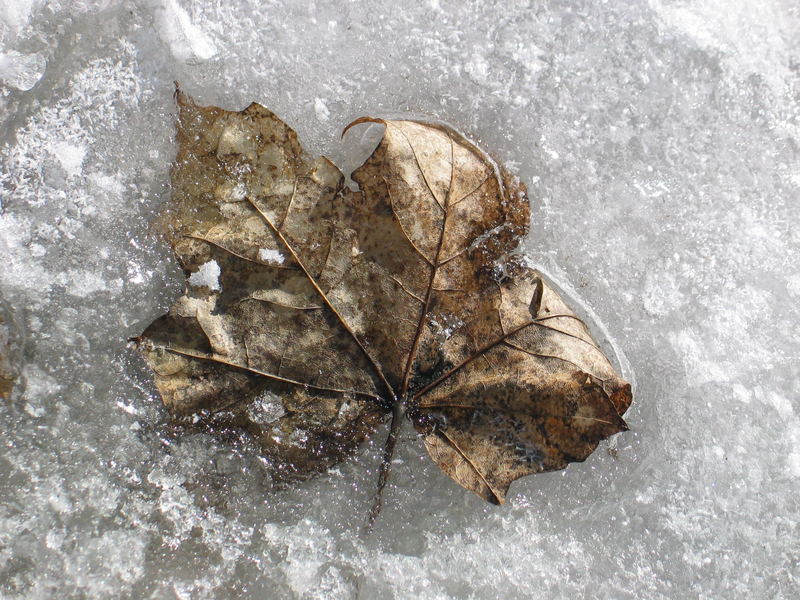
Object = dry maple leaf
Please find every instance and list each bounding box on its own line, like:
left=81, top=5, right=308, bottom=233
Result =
left=136, top=88, right=632, bottom=525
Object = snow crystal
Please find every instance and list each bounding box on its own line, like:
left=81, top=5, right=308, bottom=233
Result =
left=188, top=260, right=221, bottom=291
left=258, top=247, right=285, bottom=264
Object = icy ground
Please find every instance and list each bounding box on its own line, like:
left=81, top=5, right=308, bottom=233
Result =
left=1, top=0, right=799, bottom=598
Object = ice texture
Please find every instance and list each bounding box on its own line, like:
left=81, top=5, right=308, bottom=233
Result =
left=1, top=1, right=798, bottom=598
left=0, top=51, right=46, bottom=91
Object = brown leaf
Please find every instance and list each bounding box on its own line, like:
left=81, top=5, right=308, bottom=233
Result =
left=137, top=89, right=632, bottom=508
left=0, top=311, right=15, bottom=400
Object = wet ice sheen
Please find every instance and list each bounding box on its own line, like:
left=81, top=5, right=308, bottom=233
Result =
left=1, top=1, right=798, bottom=598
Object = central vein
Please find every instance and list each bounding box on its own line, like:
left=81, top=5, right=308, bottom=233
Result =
left=399, top=130, right=456, bottom=398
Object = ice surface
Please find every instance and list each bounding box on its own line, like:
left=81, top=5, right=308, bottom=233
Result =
left=1, top=0, right=798, bottom=598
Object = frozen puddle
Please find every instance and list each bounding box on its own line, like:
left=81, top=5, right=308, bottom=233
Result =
left=0, top=1, right=797, bottom=598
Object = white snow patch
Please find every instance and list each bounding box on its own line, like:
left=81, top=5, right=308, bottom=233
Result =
left=787, top=274, right=800, bottom=298
left=65, top=529, right=146, bottom=594
left=188, top=260, right=221, bottom=291
left=668, top=329, right=729, bottom=386
left=258, top=247, right=284, bottom=264
left=788, top=438, right=800, bottom=478
left=765, top=391, right=794, bottom=419
left=89, top=172, right=125, bottom=195
left=731, top=383, right=752, bottom=404
left=642, top=270, right=685, bottom=316
left=0, top=44, right=144, bottom=212
left=465, top=52, right=490, bottom=85
left=45, top=530, right=65, bottom=551
left=126, top=263, right=150, bottom=284
left=116, top=400, right=139, bottom=415
left=788, top=451, right=800, bottom=478
left=51, top=141, right=87, bottom=177
left=150, top=0, right=218, bottom=62
left=633, top=178, right=670, bottom=199
left=314, top=97, right=330, bottom=122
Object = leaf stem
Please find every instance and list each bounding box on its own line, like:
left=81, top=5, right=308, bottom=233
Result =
left=364, top=400, right=403, bottom=532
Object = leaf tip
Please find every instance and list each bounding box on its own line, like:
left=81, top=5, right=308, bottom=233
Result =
left=341, top=116, right=385, bottom=139
left=173, top=82, right=193, bottom=110
left=610, top=382, right=634, bottom=415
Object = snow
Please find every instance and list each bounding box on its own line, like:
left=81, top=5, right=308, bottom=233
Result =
left=50, top=141, right=87, bottom=178
left=259, top=247, right=285, bottom=264
left=314, top=97, right=330, bottom=122
left=188, top=259, right=221, bottom=291
left=149, top=0, right=218, bottom=62
left=1, top=0, right=799, bottom=598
